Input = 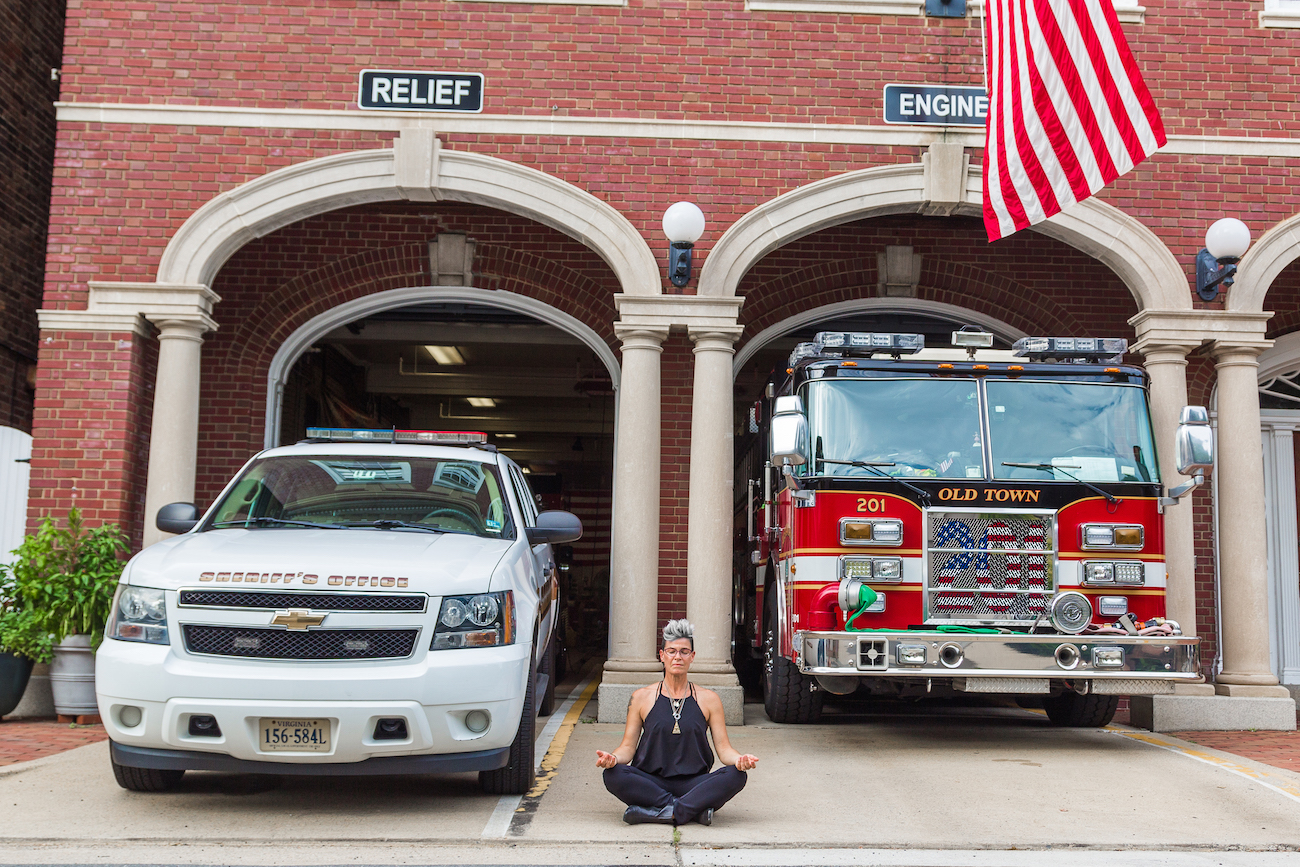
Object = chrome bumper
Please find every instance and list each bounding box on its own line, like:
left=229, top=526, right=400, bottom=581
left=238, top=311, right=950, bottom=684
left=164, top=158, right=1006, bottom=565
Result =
left=799, top=630, right=1201, bottom=688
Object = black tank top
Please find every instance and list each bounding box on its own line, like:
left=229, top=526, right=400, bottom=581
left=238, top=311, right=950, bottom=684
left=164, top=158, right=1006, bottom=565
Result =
left=631, top=682, right=714, bottom=777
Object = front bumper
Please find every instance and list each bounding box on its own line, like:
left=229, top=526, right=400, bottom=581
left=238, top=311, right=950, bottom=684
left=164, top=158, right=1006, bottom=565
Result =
left=110, top=741, right=508, bottom=775
left=799, top=630, right=1202, bottom=694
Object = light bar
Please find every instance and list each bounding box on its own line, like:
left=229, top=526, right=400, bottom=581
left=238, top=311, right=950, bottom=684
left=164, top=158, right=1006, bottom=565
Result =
left=787, top=332, right=925, bottom=367
left=305, top=428, right=488, bottom=444
left=1012, top=336, right=1128, bottom=362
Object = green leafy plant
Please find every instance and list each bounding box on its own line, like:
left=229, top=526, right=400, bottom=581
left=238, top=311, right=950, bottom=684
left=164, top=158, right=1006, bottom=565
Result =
left=0, top=510, right=128, bottom=662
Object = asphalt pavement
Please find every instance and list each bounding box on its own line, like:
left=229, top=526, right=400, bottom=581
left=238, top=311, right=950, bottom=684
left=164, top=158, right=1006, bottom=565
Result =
left=1, top=675, right=1299, bottom=866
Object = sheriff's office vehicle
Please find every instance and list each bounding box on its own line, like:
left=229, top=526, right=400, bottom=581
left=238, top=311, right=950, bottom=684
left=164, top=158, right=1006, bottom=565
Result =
left=97, top=428, right=580, bottom=794
left=735, top=331, right=1214, bottom=726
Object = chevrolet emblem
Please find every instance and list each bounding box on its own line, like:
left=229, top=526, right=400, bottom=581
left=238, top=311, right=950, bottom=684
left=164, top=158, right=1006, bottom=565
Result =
left=271, top=609, right=326, bottom=630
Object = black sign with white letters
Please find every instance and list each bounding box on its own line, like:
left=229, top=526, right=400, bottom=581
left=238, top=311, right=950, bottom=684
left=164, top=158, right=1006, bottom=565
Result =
left=358, top=70, right=484, bottom=112
left=883, top=84, right=987, bottom=127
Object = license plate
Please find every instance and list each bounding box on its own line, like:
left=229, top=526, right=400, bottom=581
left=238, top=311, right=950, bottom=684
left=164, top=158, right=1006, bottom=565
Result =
left=258, top=718, right=330, bottom=752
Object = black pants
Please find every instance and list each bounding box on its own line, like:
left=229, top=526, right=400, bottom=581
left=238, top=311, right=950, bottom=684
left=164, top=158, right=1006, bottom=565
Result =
left=603, top=764, right=747, bottom=824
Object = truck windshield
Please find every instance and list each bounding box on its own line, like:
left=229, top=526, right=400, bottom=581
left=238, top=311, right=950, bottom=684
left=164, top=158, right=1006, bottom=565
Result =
left=206, top=455, right=515, bottom=539
left=806, top=378, right=985, bottom=479
left=988, top=381, right=1160, bottom=483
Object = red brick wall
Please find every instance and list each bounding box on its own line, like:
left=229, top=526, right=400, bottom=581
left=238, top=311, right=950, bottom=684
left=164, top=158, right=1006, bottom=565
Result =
left=28, top=329, right=157, bottom=548
left=658, top=333, right=694, bottom=624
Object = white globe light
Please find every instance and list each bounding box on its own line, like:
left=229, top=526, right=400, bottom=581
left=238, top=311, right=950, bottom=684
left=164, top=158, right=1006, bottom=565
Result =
left=1205, top=218, right=1251, bottom=260
left=662, top=202, right=706, bottom=244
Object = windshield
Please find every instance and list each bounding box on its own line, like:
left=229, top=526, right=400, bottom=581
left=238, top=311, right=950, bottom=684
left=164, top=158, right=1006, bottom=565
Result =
left=988, top=381, right=1159, bottom=483
left=806, top=379, right=985, bottom=479
left=206, top=455, right=515, bottom=539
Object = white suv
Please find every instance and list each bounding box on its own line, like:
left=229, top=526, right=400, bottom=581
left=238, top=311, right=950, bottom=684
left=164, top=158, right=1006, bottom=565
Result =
left=97, top=428, right=579, bottom=794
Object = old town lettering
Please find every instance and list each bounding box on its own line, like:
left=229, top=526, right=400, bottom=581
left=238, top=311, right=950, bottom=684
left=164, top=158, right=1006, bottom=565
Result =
left=937, top=488, right=1041, bottom=503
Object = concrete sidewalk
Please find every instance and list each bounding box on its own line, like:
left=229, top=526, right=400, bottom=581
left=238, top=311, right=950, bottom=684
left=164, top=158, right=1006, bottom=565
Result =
left=1, top=694, right=1298, bottom=854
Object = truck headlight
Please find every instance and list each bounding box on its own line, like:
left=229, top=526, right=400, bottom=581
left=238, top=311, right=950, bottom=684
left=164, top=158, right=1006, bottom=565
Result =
left=108, top=586, right=169, bottom=645
left=432, top=591, right=515, bottom=650
left=1080, top=524, right=1144, bottom=550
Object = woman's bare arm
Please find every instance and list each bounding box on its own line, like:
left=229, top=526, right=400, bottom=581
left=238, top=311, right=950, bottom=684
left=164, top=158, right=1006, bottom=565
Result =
left=595, top=686, right=651, bottom=768
left=698, top=688, right=759, bottom=771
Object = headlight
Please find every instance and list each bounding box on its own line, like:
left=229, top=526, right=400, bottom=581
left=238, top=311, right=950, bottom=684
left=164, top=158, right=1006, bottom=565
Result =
left=1082, top=560, right=1144, bottom=586
left=1080, top=524, right=1144, bottom=550
left=839, top=556, right=904, bottom=583
left=839, top=518, right=904, bottom=547
left=432, top=591, right=514, bottom=650
left=108, top=586, right=169, bottom=645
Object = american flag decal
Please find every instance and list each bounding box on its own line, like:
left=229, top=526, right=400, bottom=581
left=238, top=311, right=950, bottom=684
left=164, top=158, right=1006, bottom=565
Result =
left=928, top=512, right=1054, bottom=623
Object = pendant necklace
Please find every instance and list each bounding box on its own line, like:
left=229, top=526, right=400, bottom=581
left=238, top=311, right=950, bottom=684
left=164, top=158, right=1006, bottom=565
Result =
left=669, top=693, right=685, bottom=735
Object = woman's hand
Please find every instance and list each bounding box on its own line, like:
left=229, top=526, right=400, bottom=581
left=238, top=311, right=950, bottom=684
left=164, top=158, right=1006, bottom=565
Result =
left=595, top=750, right=619, bottom=769
left=734, top=754, right=759, bottom=771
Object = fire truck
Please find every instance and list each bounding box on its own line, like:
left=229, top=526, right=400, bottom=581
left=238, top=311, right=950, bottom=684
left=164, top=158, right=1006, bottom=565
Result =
left=734, top=330, right=1213, bottom=727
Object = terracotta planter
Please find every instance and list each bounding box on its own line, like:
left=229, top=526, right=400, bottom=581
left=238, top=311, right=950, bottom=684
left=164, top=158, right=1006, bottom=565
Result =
left=0, top=652, right=34, bottom=717
left=50, top=635, right=98, bottom=716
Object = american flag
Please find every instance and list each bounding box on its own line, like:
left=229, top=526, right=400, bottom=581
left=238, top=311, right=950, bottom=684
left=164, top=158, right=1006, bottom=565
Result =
left=982, top=0, right=1166, bottom=241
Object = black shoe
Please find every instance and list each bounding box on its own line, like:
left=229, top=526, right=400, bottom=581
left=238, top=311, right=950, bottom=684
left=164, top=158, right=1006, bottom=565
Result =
left=695, top=808, right=714, bottom=826
left=623, top=804, right=677, bottom=825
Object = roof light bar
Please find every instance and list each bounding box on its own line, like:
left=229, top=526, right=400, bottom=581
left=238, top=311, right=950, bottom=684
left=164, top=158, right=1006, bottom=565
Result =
left=788, top=332, right=925, bottom=367
left=1012, top=337, right=1128, bottom=363
left=305, top=428, right=488, bottom=445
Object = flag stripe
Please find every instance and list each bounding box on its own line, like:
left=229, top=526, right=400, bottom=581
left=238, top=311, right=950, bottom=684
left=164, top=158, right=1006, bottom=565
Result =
left=983, top=0, right=1164, bottom=241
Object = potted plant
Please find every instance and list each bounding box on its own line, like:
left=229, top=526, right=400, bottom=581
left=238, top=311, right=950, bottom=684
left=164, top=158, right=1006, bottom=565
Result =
left=0, top=510, right=126, bottom=717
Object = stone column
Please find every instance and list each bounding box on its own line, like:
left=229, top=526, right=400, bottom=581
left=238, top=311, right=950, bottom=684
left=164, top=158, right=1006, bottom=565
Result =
left=598, top=326, right=669, bottom=721
left=685, top=327, right=745, bottom=723
left=1213, top=342, right=1291, bottom=696
left=142, top=319, right=211, bottom=547
left=1263, top=424, right=1300, bottom=687
left=1138, top=343, right=1200, bottom=636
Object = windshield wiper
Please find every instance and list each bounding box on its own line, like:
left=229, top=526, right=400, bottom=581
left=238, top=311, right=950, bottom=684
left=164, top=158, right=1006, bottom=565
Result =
left=1000, top=462, right=1120, bottom=505
left=211, top=517, right=352, bottom=530
left=821, top=458, right=931, bottom=503
left=355, top=520, right=443, bottom=534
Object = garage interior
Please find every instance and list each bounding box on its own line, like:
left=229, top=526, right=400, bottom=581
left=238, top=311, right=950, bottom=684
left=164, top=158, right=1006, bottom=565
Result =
left=278, top=301, right=615, bottom=663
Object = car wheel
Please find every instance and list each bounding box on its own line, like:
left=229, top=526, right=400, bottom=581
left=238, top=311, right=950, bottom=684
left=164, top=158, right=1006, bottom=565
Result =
left=537, top=633, right=558, bottom=717
left=479, top=657, right=537, bottom=794
left=762, top=598, right=823, bottom=724
left=111, top=756, right=184, bottom=792
left=1042, top=691, right=1119, bottom=727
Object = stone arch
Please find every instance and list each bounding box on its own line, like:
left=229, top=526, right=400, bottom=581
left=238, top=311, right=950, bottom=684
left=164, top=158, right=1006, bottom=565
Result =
left=1230, top=215, right=1300, bottom=314
left=697, top=162, right=1190, bottom=312
left=262, top=286, right=621, bottom=449
left=733, top=297, right=1029, bottom=377
left=155, top=131, right=660, bottom=297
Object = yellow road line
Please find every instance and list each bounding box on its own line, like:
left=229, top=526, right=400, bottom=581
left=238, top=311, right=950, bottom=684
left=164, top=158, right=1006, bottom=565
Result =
left=1109, top=728, right=1300, bottom=806
left=520, top=676, right=599, bottom=802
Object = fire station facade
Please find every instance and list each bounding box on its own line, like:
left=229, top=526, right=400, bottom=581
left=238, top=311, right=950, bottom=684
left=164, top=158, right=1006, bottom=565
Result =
left=36, top=0, right=1300, bottom=726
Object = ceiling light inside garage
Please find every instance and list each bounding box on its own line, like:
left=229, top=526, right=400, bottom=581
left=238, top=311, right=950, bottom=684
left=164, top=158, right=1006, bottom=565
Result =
left=425, top=345, right=465, bottom=365
left=495, top=433, right=517, bottom=439
left=466, top=397, right=496, bottom=408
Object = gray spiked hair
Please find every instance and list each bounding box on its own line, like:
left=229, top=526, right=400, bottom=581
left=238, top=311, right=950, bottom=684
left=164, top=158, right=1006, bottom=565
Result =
left=662, top=618, right=694, bottom=649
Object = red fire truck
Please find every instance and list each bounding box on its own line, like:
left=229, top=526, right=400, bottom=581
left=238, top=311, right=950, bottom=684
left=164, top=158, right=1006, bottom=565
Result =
left=734, top=330, right=1212, bottom=727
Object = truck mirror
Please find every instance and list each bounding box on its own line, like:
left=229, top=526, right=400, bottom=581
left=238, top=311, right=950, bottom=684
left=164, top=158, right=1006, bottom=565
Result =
left=770, top=395, right=809, bottom=467
left=156, top=502, right=200, bottom=534
left=1175, top=405, right=1214, bottom=476
left=525, top=510, right=583, bottom=545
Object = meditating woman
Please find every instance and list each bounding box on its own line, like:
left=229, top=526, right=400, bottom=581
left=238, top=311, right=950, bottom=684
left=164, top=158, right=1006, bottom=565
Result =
left=596, top=619, right=758, bottom=826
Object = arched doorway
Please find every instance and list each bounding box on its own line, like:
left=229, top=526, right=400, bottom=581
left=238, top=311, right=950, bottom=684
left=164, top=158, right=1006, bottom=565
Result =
left=267, top=287, right=620, bottom=668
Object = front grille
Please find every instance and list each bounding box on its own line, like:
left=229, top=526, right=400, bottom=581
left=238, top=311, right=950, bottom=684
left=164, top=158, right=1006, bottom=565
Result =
left=179, top=590, right=425, bottom=612
left=182, top=625, right=419, bottom=660
left=926, top=510, right=1055, bottom=625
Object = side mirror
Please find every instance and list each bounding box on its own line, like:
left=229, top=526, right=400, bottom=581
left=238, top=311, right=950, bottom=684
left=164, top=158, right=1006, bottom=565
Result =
left=156, top=502, right=200, bottom=535
left=770, top=395, right=809, bottom=467
left=525, top=510, right=583, bottom=545
left=1175, top=405, right=1214, bottom=476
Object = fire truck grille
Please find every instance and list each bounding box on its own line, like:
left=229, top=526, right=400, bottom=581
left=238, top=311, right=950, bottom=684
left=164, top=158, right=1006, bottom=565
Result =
left=925, top=511, right=1055, bottom=625
left=182, top=625, right=419, bottom=660
left=179, top=590, right=425, bottom=612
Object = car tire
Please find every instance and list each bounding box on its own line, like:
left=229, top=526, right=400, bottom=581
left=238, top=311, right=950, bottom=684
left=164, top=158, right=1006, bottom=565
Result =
left=762, top=598, right=823, bottom=724
left=111, top=757, right=184, bottom=792
left=1042, top=691, right=1119, bottom=727
left=537, top=633, right=558, bottom=717
left=479, top=658, right=537, bottom=795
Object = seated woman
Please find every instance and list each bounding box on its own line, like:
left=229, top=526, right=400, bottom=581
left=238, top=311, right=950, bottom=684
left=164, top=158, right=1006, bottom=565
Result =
left=596, top=619, right=758, bottom=826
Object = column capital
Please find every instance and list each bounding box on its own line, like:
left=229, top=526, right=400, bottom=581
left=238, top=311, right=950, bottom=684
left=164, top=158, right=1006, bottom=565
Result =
left=614, top=324, right=670, bottom=350
left=148, top=316, right=215, bottom=342
left=1211, top=339, right=1273, bottom=364
left=613, top=293, right=744, bottom=333
left=688, top=326, right=744, bottom=353
left=1128, top=308, right=1272, bottom=350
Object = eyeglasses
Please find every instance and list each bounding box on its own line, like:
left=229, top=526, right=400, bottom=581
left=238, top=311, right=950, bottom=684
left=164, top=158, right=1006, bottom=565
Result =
left=661, top=648, right=694, bottom=658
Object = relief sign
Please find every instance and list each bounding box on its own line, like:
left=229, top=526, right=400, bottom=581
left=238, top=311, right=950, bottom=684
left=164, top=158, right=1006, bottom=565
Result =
left=358, top=70, right=485, bottom=112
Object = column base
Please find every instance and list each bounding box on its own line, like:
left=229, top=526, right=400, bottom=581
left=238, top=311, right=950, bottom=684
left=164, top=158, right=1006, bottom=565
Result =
left=596, top=674, right=746, bottom=725
left=1214, top=683, right=1294, bottom=698
left=1130, top=694, right=1297, bottom=732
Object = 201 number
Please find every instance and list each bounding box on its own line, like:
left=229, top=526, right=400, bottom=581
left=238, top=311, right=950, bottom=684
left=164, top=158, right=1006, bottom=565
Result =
left=857, top=497, right=885, bottom=514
